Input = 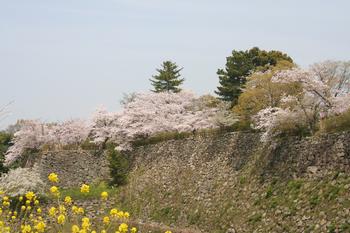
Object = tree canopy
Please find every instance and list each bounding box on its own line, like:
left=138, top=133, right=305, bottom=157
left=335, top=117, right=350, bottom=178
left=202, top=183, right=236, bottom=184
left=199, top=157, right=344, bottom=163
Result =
left=150, top=60, right=184, bottom=93
left=215, top=47, right=293, bottom=103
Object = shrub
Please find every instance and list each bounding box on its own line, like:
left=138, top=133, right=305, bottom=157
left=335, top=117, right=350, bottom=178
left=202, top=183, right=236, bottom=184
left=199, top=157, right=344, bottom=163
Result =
left=0, top=166, right=46, bottom=197
left=107, top=144, right=130, bottom=186
left=253, top=107, right=311, bottom=142
left=0, top=132, right=12, bottom=174
left=320, top=109, right=350, bottom=133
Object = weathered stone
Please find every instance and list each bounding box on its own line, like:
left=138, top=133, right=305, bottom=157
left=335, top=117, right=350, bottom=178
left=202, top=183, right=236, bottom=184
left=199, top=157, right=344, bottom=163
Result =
left=34, top=150, right=110, bottom=188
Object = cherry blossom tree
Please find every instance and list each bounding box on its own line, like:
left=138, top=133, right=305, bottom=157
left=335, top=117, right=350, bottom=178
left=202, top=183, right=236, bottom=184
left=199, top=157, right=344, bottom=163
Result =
left=90, top=91, right=229, bottom=150
left=254, top=60, right=350, bottom=141
left=253, top=107, right=307, bottom=142
left=5, top=119, right=89, bottom=166
left=5, top=91, right=237, bottom=164
left=5, top=120, right=49, bottom=165
left=272, top=61, right=350, bottom=114
left=50, top=119, right=90, bottom=146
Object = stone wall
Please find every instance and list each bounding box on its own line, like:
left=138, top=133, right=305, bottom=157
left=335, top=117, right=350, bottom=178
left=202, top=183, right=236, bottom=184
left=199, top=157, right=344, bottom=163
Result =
left=129, top=131, right=350, bottom=180
left=36, top=150, right=110, bottom=188
left=259, top=131, right=350, bottom=179
left=34, top=131, right=350, bottom=187
left=32, top=131, right=350, bottom=232
left=119, top=131, right=350, bottom=232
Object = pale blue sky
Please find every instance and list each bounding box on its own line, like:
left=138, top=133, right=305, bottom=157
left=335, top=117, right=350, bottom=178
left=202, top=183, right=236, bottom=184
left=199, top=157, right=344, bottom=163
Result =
left=1, top=0, right=349, bottom=129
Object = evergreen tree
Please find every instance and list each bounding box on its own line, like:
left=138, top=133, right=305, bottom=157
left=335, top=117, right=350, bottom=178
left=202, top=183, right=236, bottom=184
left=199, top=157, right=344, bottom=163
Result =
left=150, top=60, right=184, bottom=93
left=215, top=47, right=293, bottom=104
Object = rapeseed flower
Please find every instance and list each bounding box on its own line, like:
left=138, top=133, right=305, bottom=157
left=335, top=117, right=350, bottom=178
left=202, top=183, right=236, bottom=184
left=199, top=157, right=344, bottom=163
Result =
left=25, top=191, right=35, bottom=201
left=64, top=196, right=72, bottom=205
left=80, top=184, right=90, bottom=193
left=103, top=216, right=110, bottom=225
left=50, top=186, right=60, bottom=197
left=48, top=173, right=59, bottom=183
left=101, top=191, right=108, bottom=200
left=34, top=221, right=46, bottom=233
left=71, top=225, right=80, bottom=233
left=57, top=214, right=65, bottom=224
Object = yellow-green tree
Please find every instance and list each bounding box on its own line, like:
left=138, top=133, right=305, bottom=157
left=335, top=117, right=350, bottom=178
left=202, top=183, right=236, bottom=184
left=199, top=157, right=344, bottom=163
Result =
left=233, top=61, right=300, bottom=123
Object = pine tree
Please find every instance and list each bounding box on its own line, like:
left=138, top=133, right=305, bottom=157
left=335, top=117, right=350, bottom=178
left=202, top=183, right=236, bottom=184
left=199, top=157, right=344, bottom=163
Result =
left=150, top=61, right=184, bottom=93
left=215, top=47, right=293, bottom=104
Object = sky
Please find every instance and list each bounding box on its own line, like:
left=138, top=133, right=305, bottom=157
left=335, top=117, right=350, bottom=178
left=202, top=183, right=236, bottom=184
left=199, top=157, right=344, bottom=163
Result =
left=1, top=0, right=350, bottom=129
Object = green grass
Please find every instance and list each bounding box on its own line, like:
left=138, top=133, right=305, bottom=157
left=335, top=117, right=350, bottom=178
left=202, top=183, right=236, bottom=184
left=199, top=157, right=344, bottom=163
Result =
left=58, top=182, right=119, bottom=200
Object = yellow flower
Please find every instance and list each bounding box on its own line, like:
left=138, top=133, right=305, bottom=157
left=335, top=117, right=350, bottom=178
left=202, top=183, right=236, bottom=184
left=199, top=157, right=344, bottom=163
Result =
left=21, top=205, right=26, bottom=211
left=78, top=207, right=84, bottom=214
left=34, top=221, right=46, bottom=233
left=81, top=217, right=91, bottom=229
left=48, top=173, right=59, bottom=183
left=2, top=196, right=9, bottom=201
left=59, top=205, right=66, bottom=213
left=2, top=201, right=10, bottom=207
left=101, top=191, right=108, bottom=200
left=25, top=192, right=35, bottom=201
left=123, top=212, right=130, bottom=218
left=131, top=227, right=137, bottom=233
left=37, top=208, right=42, bottom=214
left=50, top=186, right=59, bottom=195
left=71, top=225, right=80, bottom=233
left=72, top=205, right=78, bottom=213
left=117, top=211, right=124, bottom=218
left=103, top=216, right=110, bottom=224
left=25, top=200, right=31, bottom=205
left=19, top=196, right=23, bottom=201
left=34, top=200, right=39, bottom=205
left=110, top=208, right=118, bottom=217
left=64, top=196, right=72, bottom=205
left=80, top=184, right=90, bottom=193
left=49, top=207, right=57, bottom=216
left=165, top=231, right=172, bottom=233
left=101, top=230, right=107, bottom=233
left=118, top=223, right=128, bottom=233
left=21, top=224, right=32, bottom=233
left=57, top=214, right=65, bottom=224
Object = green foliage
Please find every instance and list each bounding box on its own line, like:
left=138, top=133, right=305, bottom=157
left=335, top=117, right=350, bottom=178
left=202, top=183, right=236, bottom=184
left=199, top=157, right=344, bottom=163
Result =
left=327, top=224, right=336, bottom=233
left=233, top=61, right=297, bottom=122
left=230, top=119, right=253, bottom=131
left=150, top=60, right=184, bottom=93
left=132, top=127, right=238, bottom=147
left=275, top=121, right=311, bottom=138
left=0, top=131, right=12, bottom=173
left=58, top=182, right=118, bottom=200
left=80, top=139, right=100, bottom=150
left=320, top=109, right=350, bottom=133
left=309, top=194, right=320, bottom=207
left=248, top=213, right=262, bottom=224
left=107, top=144, right=130, bottom=186
left=215, top=47, right=293, bottom=103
